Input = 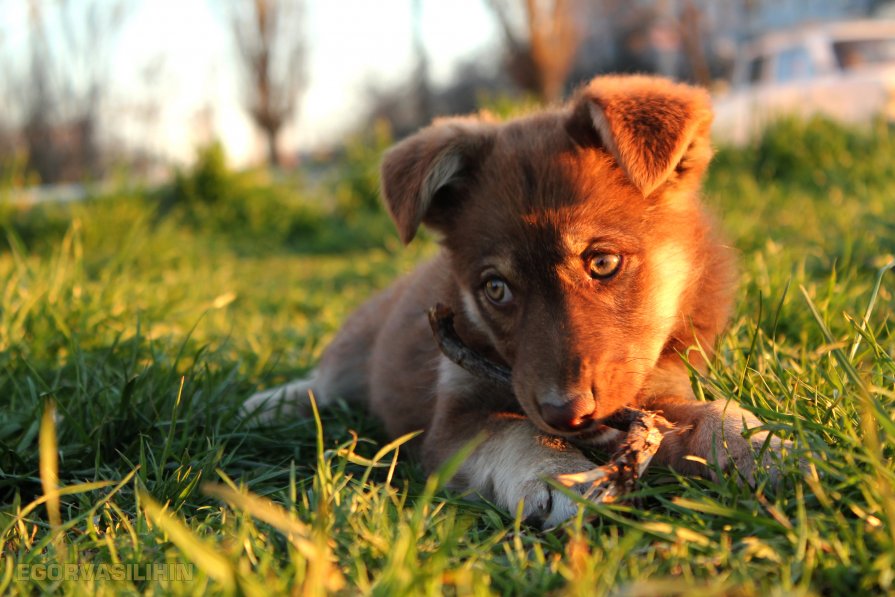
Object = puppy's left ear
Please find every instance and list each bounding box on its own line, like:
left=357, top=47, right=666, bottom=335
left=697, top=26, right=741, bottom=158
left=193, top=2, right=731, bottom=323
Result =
left=572, top=75, right=714, bottom=196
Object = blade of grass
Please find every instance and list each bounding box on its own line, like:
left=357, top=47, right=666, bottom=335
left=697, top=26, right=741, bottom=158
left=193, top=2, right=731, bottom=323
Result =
left=38, top=399, right=62, bottom=558
left=848, top=260, right=895, bottom=361
left=158, top=376, right=186, bottom=476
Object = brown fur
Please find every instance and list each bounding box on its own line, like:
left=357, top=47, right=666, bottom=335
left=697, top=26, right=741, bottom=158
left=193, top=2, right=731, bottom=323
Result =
left=246, top=75, right=786, bottom=527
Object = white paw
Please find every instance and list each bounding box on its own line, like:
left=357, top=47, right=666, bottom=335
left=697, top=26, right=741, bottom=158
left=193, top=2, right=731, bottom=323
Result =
left=514, top=477, right=590, bottom=529
left=456, top=425, right=599, bottom=529
left=242, top=377, right=317, bottom=424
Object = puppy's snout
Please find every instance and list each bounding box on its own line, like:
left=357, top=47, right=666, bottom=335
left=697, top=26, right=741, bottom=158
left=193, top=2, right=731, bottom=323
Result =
left=539, top=392, right=596, bottom=432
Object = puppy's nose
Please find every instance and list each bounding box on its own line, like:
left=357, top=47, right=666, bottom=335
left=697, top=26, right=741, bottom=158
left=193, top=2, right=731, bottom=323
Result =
left=539, top=393, right=596, bottom=431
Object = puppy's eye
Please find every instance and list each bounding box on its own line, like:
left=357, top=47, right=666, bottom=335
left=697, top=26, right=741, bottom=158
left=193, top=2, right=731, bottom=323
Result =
left=483, top=277, right=513, bottom=305
left=587, top=253, right=622, bottom=279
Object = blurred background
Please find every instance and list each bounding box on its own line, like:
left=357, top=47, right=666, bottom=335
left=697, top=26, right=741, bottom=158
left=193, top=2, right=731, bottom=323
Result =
left=1, top=0, right=894, bottom=192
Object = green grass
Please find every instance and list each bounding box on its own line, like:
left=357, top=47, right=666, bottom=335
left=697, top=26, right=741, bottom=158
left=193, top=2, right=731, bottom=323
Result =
left=1, top=117, right=894, bottom=595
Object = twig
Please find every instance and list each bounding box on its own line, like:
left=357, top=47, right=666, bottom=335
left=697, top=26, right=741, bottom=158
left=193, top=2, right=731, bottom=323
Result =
left=427, top=303, right=511, bottom=386
left=556, top=410, right=671, bottom=503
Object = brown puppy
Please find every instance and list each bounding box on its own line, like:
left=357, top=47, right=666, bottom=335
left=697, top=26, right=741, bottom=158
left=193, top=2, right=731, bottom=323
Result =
left=246, top=75, right=783, bottom=527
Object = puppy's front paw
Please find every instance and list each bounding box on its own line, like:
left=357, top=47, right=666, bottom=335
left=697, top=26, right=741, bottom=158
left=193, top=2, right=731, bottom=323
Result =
left=512, top=472, right=594, bottom=529
left=457, top=433, right=599, bottom=529
left=689, top=400, right=790, bottom=484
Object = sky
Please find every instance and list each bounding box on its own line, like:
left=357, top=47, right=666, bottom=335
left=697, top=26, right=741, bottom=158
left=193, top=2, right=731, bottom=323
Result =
left=1, top=0, right=501, bottom=166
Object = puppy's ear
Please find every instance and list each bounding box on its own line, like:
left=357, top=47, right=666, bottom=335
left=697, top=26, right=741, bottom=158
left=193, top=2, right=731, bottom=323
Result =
left=380, top=116, right=495, bottom=244
left=573, top=75, right=713, bottom=196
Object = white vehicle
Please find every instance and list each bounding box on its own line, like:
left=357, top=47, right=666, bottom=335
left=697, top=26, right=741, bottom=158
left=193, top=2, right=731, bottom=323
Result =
left=712, top=20, right=895, bottom=144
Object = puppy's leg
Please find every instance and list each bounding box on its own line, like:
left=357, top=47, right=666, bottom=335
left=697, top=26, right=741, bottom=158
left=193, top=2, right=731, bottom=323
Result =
left=449, top=419, right=602, bottom=527
left=425, top=362, right=601, bottom=528
left=244, top=285, right=398, bottom=423
left=645, top=394, right=787, bottom=483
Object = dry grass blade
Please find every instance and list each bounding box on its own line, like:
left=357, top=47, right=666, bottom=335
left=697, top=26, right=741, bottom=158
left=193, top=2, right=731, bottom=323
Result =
left=39, top=400, right=63, bottom=556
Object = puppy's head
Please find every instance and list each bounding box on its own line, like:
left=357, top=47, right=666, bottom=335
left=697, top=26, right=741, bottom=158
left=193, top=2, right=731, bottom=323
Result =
left=380, top=75, right=733, bottom=438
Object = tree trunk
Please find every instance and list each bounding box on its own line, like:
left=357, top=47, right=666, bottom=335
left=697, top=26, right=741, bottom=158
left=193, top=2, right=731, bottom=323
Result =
left=680, top=0, right=712, bottom=88
left=265, top=126, right=280, bottom=168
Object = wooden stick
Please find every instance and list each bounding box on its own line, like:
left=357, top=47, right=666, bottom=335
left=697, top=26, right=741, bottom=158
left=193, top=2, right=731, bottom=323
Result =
left=427, top=303, right=511, bottom=386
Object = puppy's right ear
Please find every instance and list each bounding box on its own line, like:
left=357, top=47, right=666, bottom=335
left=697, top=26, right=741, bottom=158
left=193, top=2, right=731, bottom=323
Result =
left=380, top=116, right=495, bottom=244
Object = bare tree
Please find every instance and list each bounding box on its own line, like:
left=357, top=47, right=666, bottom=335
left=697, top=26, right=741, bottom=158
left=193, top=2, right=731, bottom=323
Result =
left=678, top=0, right=712, bottom=87
left=230, top=0, right=306, bottom=168
left=411, top=0, right=431, bottom=125
left=487, top=0, right=582, bottom=104
left=9, top=0, right=127, bottom=183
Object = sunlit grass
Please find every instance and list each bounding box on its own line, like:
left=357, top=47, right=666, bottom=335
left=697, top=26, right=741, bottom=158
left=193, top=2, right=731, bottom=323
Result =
left=0, top=118, right=893, bottom=594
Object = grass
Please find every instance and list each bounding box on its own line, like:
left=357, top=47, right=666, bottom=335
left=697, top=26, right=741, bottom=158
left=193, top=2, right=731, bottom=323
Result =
left=0, top=117, right=893, bottom=595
